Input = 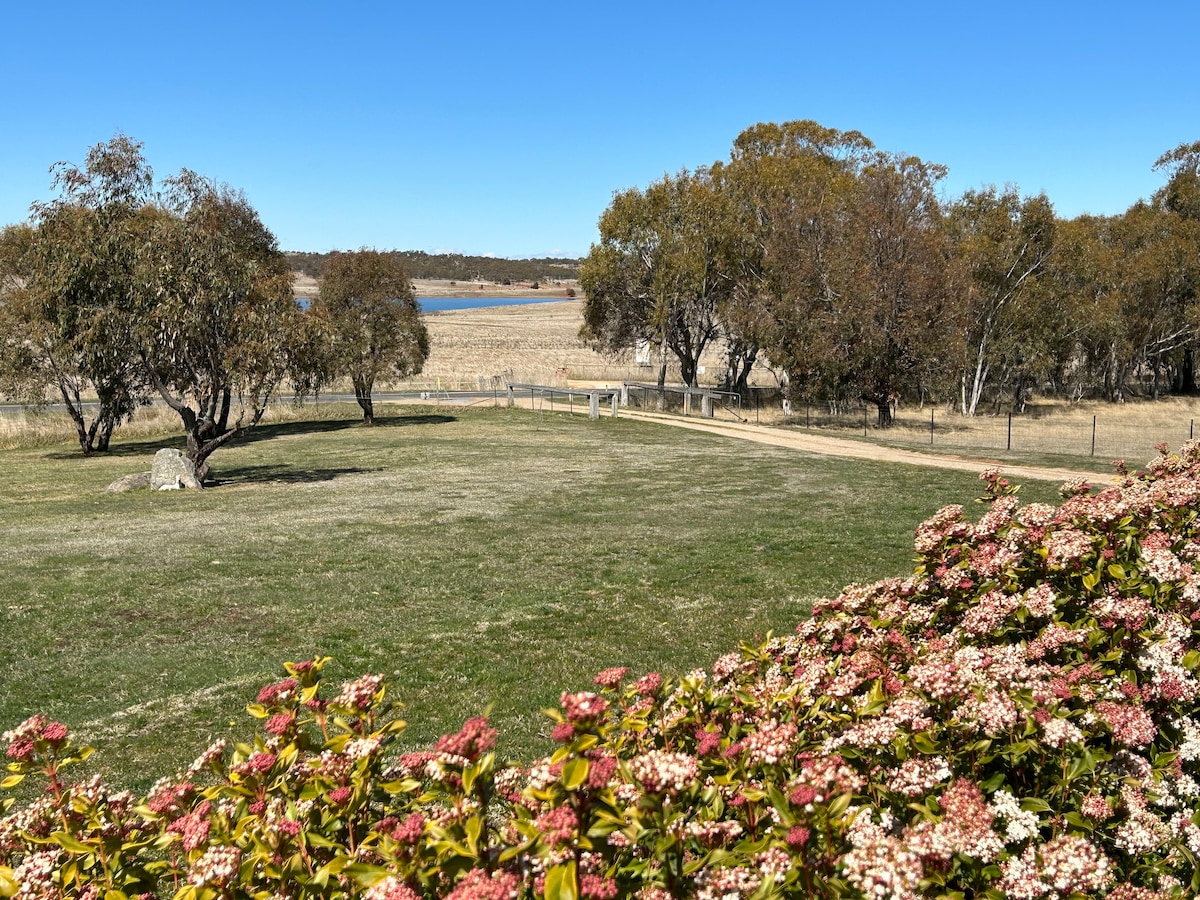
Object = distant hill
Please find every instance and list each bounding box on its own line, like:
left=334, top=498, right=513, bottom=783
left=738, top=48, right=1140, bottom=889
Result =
left=284, top=251, right=580, bottom=283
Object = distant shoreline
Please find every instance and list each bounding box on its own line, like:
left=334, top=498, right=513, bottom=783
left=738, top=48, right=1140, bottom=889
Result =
left=291, top=273, right=580, bottom=302
left=420, top=295, right=574, bottom=313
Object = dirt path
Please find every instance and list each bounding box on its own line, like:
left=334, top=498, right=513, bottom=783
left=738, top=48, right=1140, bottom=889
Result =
left=619, top=408, right=1117, bottom=485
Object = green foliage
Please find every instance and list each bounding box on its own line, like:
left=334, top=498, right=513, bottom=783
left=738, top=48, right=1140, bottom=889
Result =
left=721, top=125, right=960, bottom=423
left=0, top=136, right=156, bottom=454
left=949, top=187, right=1059, bottom=415
left=579, top=119, right=1200, bottom=412
left=313, top=251, right=429, bottom=423
left=136, top=170, right=302, bottom=476
left=0, top=135, right=310, bottom=474
left=580, top=167, right=744, bottom=388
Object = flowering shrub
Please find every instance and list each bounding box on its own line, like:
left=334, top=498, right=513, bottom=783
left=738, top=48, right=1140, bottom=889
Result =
left=12, top=445, right=1200, bottom=897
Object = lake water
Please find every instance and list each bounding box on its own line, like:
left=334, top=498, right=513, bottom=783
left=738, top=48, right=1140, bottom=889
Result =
left=294, top=295, right=571, bottom=313
left=418, top=295, right=571, bottom=313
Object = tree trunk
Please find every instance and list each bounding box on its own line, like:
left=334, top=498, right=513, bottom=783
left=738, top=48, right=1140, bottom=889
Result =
left=358, top=395, right=375, bottom=424
left=1011, top=374, right=1028, bottom=415
left=875, top=398, right=895, bottom=429
left=95, top=417, right=115, bottom=452
left=964, top=345, right=989, bottom=416
left=724, top=345, right=758, bottom=403
left=656, top=355, right=667, bottom=411
left=216, top=387, right=232, bottom=433
left=58, top=383, right=95, bottom=456
left=353, top=375, right=375, bottom=424
left=1179, top=349, right=1197, bottom=394
left=681, top=358, right=698, bottom=389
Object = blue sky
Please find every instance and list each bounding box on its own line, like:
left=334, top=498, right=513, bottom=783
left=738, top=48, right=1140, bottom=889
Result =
left=2, top=1, right=1196, bottom=259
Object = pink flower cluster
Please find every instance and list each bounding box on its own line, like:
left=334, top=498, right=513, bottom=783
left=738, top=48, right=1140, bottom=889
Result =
left=433, top=717, right=497, bottom=762
left=560, top=691, right=608, bottom=723
left=2, top=715, right=68, bottom=761
left=443, top=868, right=520, bottom=900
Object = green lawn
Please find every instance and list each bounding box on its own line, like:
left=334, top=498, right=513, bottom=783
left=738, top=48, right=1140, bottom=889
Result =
left=0, top=404, right=1060, bottom=789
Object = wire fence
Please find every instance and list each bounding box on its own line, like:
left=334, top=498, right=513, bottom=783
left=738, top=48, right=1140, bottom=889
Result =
left=774, top=404, right=1200, bottom=463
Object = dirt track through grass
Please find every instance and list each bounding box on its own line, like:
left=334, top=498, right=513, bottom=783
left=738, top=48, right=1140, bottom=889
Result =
left=618, top=408, right=1117, bottom=485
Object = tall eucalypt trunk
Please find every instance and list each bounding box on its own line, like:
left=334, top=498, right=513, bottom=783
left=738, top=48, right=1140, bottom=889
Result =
left=656, top=337, right=668, bottom=410
left=875, top=399, right=895, bottom=429
left=58, top=380, right=98, bottom=456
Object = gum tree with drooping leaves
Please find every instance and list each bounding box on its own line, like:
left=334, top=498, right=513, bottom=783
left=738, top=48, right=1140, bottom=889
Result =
left=132, top=169, right=304, bottom=481
left=0, top=136, right=155, bottom=454
left=313, top=250, right=429, bottom=425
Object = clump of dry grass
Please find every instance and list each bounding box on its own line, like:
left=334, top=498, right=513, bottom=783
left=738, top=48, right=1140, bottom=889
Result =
left=0, top=400, right=328, bottom=451
left=0, top=405, right=180, bottom=451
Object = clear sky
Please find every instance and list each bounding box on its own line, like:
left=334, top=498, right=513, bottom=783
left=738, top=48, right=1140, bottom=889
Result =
left=2, top=1, right=1196, bottom=259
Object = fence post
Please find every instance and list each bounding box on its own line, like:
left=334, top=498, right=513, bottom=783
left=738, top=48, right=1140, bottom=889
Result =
left=930, top=408, right=935, bottom=445
left=806, top=405, right=810, bottom=428
left=506, top=385, right=514, bottom=408
left=1192, top=419, right=1194, bottom=441
left=1091, top=415, right=1097, bottom=456
left=1007, top=414, right=1012, bottom=452
left=863, top=406, right=868, bottom=436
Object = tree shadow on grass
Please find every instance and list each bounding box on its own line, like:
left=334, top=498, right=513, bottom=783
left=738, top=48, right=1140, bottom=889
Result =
left=235, top=413, right=456, bottom=445
left=206, top=464, right=380, bottom=486
left=45, top=413, right=457, bottom=460
left=45, top=435, right=182, bottom=460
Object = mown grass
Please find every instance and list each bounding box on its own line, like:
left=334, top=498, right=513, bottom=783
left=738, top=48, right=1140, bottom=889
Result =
left=0, top=404, right=1061, bottom=790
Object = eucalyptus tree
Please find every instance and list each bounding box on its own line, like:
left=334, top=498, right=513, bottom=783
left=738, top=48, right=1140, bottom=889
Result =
left=1114, top=200, right=1200, bottom=396
left=722, top=123, right=961, bottom=423
left=1049, top=215, right=1122, bottom=399
left=1051, top=205, right=1200, bottom=402
left=580, top=167, right=742, bottom=393
left=314, top=250, right=429, bottom=424
left=837, top=153, right=962, bottom=426
left=133, top=171, right=302, bottom=480
left=0, top=136, right=154, bottom=454
left=949, top=187, right=1057, bottom=414
left=1149, top=141, right=1200, bottom=392
left=718, top=121, right=874, bottom=410
left=1154, top=140, right=1200, bottom=221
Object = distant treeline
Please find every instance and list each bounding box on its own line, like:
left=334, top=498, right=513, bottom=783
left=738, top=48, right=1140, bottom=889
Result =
left=285, top=251, right=580, bottom=283
left=581, top=120, right=1200, bottom=420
